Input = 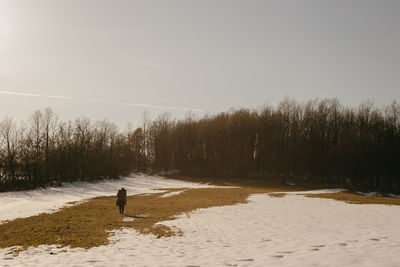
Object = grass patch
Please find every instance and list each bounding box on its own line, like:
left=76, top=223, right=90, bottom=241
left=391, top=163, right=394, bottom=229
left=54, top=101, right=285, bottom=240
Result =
left=0, top=186, right=290, bottom=252
left=305, top=192, right=400, bottom=205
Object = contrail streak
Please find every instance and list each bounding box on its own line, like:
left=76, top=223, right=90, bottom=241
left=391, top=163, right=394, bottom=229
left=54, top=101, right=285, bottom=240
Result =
left=0, top=90, right=72, bottom=100
left=0, top=90, right=205, bottom=112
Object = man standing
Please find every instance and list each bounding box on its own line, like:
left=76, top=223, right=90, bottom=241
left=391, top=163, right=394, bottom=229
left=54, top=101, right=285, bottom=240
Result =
left=117, top=187, right=127, bottom=214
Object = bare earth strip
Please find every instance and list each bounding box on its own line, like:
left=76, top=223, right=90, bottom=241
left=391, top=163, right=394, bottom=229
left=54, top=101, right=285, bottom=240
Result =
left=268, top=193, right=286, bottom=198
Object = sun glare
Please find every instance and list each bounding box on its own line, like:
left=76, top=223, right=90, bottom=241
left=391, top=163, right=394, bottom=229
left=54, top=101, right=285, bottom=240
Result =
left=0, top=1, right=12, bottom=36
left=2, top=23, right=10, bottom=36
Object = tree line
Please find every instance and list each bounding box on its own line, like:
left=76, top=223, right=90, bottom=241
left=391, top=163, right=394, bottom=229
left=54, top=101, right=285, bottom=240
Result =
left=1, top=98, right=399, bottom=193
left=141, top=98, right=400, bottom=193
left=0, top=108, right=135, bottom=191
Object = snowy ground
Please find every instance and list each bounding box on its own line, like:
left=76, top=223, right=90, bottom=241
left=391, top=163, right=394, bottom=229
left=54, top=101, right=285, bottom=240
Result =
left=1, top=175, right=400, bottom=267
left=0, top=174, right=214, bottom=223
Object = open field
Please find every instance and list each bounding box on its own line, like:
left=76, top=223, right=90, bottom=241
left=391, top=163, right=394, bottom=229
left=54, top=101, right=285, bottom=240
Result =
left=0, top=187, right=276, bottom=250
left=1, top=175, right=400, bottom=266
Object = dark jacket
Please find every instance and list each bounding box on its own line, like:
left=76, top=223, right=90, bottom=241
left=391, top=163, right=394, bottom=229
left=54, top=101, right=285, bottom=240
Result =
left=117, top=189, right=127, bottom=206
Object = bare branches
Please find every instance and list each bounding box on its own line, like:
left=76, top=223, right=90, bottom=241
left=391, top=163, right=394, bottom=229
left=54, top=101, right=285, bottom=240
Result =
left=0, top=110, right=134, bottom=191
left=1, top=98, right=399, bottom=193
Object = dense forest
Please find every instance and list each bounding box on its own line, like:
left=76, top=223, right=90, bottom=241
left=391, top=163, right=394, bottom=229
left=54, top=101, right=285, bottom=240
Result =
left=1, top=98, right=400, bottom=193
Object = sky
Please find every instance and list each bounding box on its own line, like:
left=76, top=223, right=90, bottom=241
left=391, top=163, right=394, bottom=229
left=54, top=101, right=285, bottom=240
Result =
left=0, top=0, right=399, bottom=128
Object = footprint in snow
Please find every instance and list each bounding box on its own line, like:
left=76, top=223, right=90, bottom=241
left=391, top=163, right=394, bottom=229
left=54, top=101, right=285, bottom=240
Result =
left=237, top=259, right=254, bottom=262
left=369, top=238, right=380, bottom=241
left=277, top=251, right=294, bottom=254
left=310, top=248, right=320, bottom=251
left=338, top=243, right=347, bottom=246
left=272, top=255, right=284, bottom=258
left=311, top=245, right=325, bottom=248
left=346, top=240, right=359, bottom=243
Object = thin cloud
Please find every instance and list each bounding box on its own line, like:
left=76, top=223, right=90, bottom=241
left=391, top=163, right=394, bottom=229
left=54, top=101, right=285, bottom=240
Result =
left=110, top=101, right=205, bottom=112
left=0, top=90, right=205, bottom=112
left=0, top=90, right=72, bottom=100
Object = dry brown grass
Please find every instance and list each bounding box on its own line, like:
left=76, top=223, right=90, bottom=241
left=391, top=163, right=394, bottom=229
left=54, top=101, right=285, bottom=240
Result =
left=305, top=191, right=400, bottom=205
left=0, top=186, right=289, bottom=252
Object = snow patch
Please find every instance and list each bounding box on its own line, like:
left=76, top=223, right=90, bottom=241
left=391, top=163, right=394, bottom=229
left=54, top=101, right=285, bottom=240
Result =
left=159, top=190, right=186, bottom=198
left=288, top=188, right=344, bottom=195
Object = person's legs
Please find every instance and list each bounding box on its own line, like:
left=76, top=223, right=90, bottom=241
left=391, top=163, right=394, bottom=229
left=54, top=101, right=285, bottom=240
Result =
left=119, top=205, right=122, bottom=214
left=121, top=205, right=124, bottom=214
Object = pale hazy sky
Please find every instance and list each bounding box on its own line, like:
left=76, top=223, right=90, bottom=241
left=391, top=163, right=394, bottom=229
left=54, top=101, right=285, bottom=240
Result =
left=0, top=0, right=399, bottom=128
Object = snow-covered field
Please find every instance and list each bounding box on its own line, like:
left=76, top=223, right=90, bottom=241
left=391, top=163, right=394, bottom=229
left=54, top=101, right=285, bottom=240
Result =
left=1, top=175, right=400, bottom=267
left=0, top=174, right=214, bottom=223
